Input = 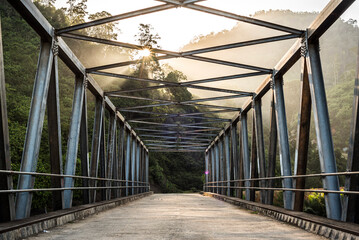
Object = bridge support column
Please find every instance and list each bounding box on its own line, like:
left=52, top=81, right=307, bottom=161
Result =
left=293, top=58, right=311, bottom=211
left=253, top=98, right=267, bottom=204
left=106, top=113, right=116, bottom=200
left=47, top=48, right=64, bottom=210
left=215, top=142, right=220, bottom=194
left=89, top=98, right=104, bottom=203
left=63, top=75, right=85, bottom=209
left=342, top=40, right=359, bottom=223
left=136, top=139, right=140, bottom=194
left=0, top=18, right=15, bottom=222
left=219, top=138, right=225, bottom=195
left=224, top=131, right=231, bottom=196
left=205, top=151, right=209, bottom=192
left=231, top=123, right=239, bottom=197
left=306, top=40, right=341, bottom=220
left=241, top=114, right=251, bottom=201
left=273, top=74, right=293, bottom=210
left=79, top=86, right=89, bottom=205
left=131, top=135, right=136, bottom=195
left=266, top=93, right=277, bottom=205
left=99, top=113, right=106, bottom=201
left=145, top=149, right=149, bottom=192
left=210, top=147, right=215, bottom=193
left=16, top=40, right=54, bottom=219
left=125, top=130, right=131, bottom=196
left=250, top=112, right=258, bottom=202
left=118, top=122, right=125, bottom=197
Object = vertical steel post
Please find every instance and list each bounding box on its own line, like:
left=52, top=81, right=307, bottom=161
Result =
left=219, top=138, right=224, bottom=195
left=99, top=114, right=106, bottom=201
left=89, top=99, right=104, bottom=203
left=231, top=123, right=239, bottom=198
left=224, top=131, right=231, bottom=196
left=131, top=135, right=136, bottom=195
left=306, top=40, right=342, bottom=220
left=63, top=75, right=85, bottom=209
left=125, top=130, right=131, bottom=196
left=342, top=39, right=359, bottom=223
left=47, top=49, right=64, bottom=210
left=0, top=18, right=15, bottom=221
left=113, top=122, right=119, bottom=198
left=106, top=113, right=116, bottom=200
left=293, top=58, right=311, bottom=211
left=250, top=112, right=258, bottom=202
left=136, top=139, right=140, bottom=194
left=205, top=151, right=209, bottom=192
left=145, top=150, right=149, bottom=192
left=79, top=89, right=89, bottom=205
left=214, top=142, right=220, bottom=194
left=241, top=114, right=251, bottom=201
left=210, top=147, right=215, bottom=193
left=273, top=74, right=293, bottom=210
left=238, top=123, right=244, bottom=199
left=254, top=98, right=267, bottom=204
left=16, top=40, right=53, bottom=219
left=266, top=93, right=278, bottom=205
left=118, top=122, right=125, bottom=197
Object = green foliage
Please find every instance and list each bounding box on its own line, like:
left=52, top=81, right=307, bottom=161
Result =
left=303, top=192, right=326, bottom=217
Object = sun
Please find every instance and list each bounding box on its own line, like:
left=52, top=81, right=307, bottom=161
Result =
left=138, top=48, right=151, bottom=58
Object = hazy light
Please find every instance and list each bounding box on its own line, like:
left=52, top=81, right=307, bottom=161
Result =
left=136, top=48, right=151, bottom=59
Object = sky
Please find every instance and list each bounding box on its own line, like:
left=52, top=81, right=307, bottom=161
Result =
left=54, top=0, right=359, bottom=51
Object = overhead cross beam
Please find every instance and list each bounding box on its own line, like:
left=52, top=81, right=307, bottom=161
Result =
left=155, top=0, right=303, bottom=35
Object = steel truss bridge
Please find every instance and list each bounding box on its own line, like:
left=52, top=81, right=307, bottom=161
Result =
left=0, top=0, right=359, bottom=238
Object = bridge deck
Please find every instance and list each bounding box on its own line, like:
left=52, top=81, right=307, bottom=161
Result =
left=27, top=194, right=324, bottom=240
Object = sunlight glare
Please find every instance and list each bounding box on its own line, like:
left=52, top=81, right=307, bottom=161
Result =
left=137, top=48, right=151, bottom=59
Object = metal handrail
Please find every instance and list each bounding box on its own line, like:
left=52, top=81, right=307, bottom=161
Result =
left=0, top=170, right=148, bottom=184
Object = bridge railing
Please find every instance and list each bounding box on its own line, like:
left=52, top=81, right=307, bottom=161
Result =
left=203, top=0, right=359, bottom=223
left=0, top=0, right=150, bottom=222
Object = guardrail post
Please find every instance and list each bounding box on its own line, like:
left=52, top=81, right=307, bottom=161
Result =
left=99, top=113, right=106, bottom=201
left=118, top=122, right=125, bottom=197
left=113, top=121, right=120, bottom=198
left=15, top=40, right=53, bottom=219
left=342, top=39, right=359, bottom=223
left=266, top=92, right=277, bottom=205
left=306, top=40, right=342, bottom=220
left=254, top=98, right=267, bottom=204
left=241, top=114, right=251, bottom=201
left=0, top=18, right=15, bottom=222
left=63, top=74, right=85, bottom=209
left=79, top=89, right=89, bottom=205
left=273, top=74, right=293, bottom=210
left=224, top=131, right=231, bottom=196
left=293, top=57, right=311, bottom=211
left=219, top=138, right=224, bottom=195
left=47, top=45, right=64, bottom=209
left=89, top=98, right=104, bottom=203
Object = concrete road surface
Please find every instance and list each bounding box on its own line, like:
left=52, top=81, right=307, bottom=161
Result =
left=28, top=194, right=325, bottom=240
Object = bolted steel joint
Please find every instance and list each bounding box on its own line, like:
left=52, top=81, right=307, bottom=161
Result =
left=300, top=30, right=308, bottom=57
left=52, top=39, right=59, bottom=56
left=83, top=75, right=89, bottom=89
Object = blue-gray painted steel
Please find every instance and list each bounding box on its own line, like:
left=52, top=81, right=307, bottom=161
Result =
left=15, top=41, right=54, bottom=219
left=241, top=115, right=251, bottom=201
left=224, top=132, right=231, bottom=196
left=131, top=137, right=136, bottom=195
left=210, top=148, right=215, bottom=193
left=205, top=152, right=209, bottom=192
left=214, top=143, right=220, bottom=194
left=106, top=114, right=116, bottom=200
left=231, top=124, right=239, bottom=197
left=254, top=99, right=267, bottom=204
left=89, top=99, right=104, bottom=203
left=136, top=141, right=140, bottom=194
left=273, top=76, right=293, bottom=210
left=63, top=75, right=85, bottom=209
left=306, top=41, right=342, bottom=220
left=125, top=131, right=131, bottom=196
left=218, top=139, right=224, bottom=195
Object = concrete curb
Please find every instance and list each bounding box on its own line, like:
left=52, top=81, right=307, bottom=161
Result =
left=0, top=192, right=153, bottom=240
left=201, top=192, right=359, bottom=240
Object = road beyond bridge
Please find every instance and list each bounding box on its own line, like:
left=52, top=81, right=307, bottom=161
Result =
left=26, top=194, right=323, bottom=240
